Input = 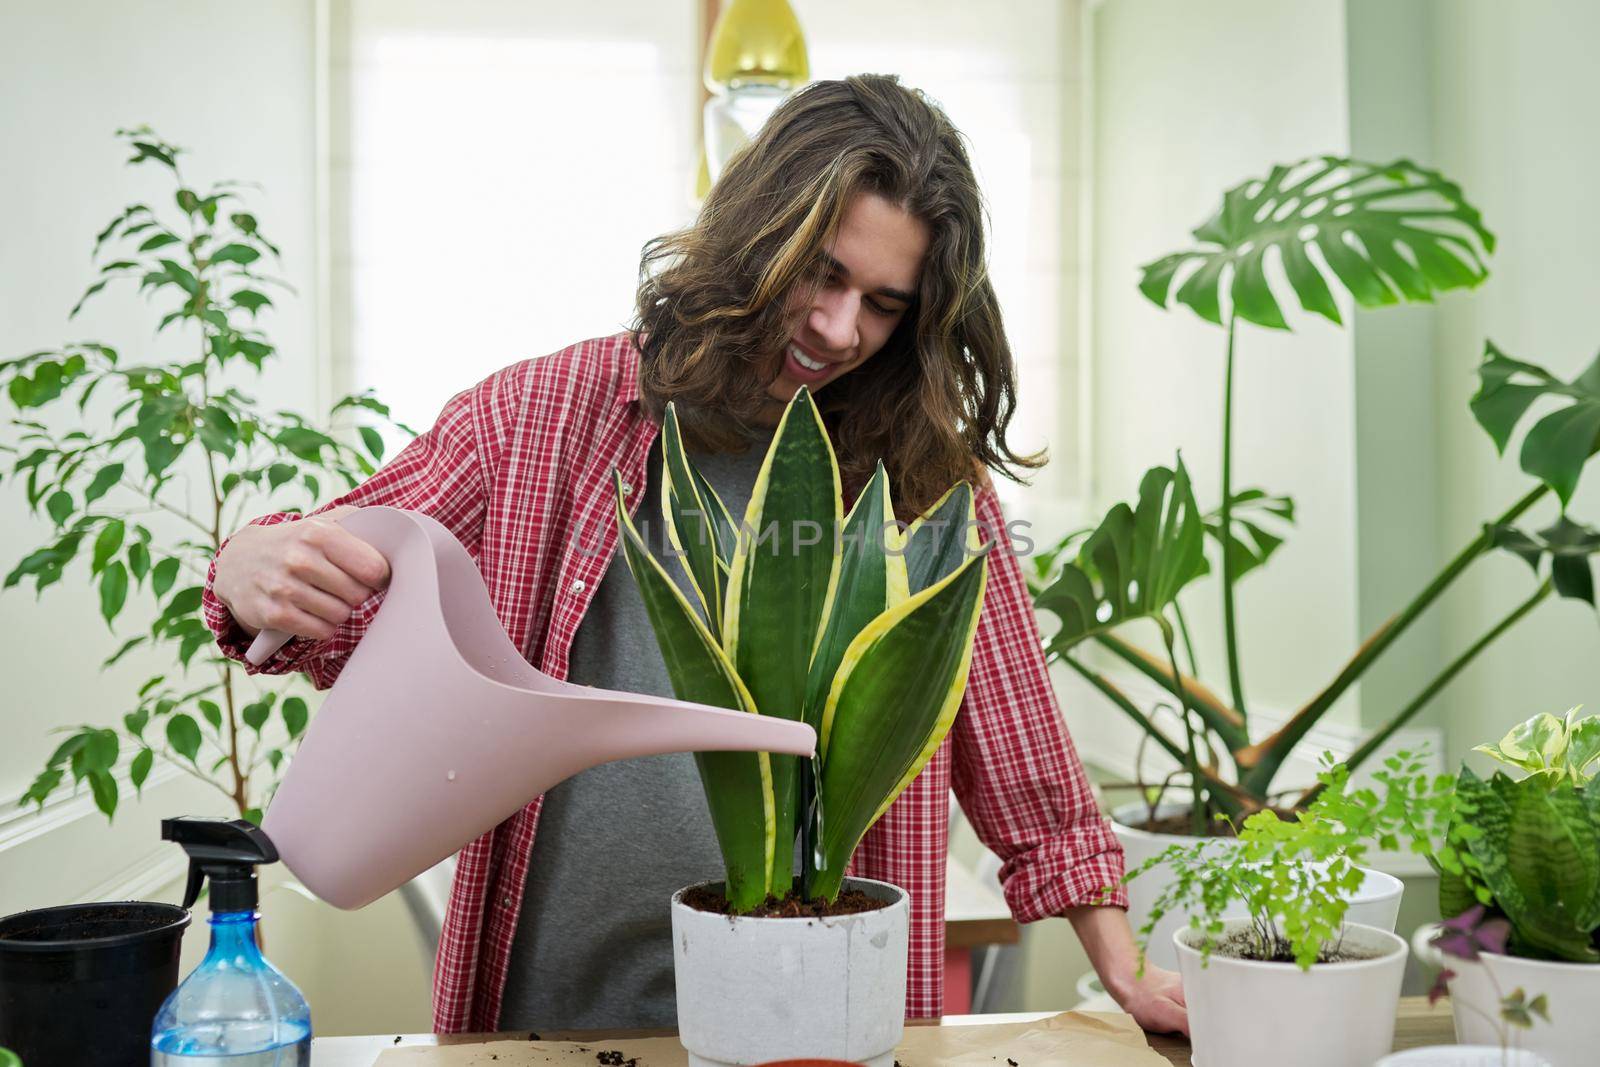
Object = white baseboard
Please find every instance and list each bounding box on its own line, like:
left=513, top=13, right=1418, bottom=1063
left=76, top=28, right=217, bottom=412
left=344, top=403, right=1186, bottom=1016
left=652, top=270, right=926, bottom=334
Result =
left=0, top=757, right=219, bottom=914
left=0, top=758, right=182, bottom=855
left=1056, top=661, right=1444, bottom=877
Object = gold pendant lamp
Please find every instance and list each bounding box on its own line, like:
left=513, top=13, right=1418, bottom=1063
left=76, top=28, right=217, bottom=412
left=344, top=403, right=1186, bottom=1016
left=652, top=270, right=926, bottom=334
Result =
left=698, top=0, right=810, bottom=197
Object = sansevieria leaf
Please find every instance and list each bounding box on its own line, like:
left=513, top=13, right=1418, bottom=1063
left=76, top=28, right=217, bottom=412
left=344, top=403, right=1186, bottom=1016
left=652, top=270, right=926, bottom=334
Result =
left=614, top=473, right=774, bottom=908
left=812, top=548, right=989, bottom=900
left=1141, top=156, right=1493, bottom=330
left=723, top=387, right=842, bottom=890
left=903, top=482, right=974, bottom=594
left=802, top=462, right=907, bottom=734
left=659, top=404, right=734, bottom=637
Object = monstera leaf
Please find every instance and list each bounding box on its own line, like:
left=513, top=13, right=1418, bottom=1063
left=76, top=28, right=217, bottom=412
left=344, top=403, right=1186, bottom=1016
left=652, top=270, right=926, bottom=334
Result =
left=1035, top=457, right=1207, bottom=654
left=1140, top=156, right=1494, bottom=330
left=1490, top=514, right=1600, bottom=606
left=1203, top=488, right=1295, bottom=583
left=1472, top=342, right=1600, bottom=508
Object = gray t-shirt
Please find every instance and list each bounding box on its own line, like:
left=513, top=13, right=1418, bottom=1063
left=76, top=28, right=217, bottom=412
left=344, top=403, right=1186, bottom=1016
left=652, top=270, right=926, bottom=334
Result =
left=498, top=431, right=769, bottom=1032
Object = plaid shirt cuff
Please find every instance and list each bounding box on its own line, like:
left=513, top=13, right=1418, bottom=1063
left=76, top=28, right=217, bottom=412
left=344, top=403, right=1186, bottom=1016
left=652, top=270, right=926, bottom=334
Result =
left=1000, top=815, right=1130, bottom=921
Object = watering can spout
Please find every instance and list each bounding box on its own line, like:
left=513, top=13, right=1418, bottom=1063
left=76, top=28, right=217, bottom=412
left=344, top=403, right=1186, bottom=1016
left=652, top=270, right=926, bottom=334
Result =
left=253, top=506, right=816, bottom=910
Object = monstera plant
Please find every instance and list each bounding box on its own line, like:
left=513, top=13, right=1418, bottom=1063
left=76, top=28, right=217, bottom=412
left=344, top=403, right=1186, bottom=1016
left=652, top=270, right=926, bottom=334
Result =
left=1034, top=155, right=1600, bottom=830
left=614, top=388, right=989, bottom=909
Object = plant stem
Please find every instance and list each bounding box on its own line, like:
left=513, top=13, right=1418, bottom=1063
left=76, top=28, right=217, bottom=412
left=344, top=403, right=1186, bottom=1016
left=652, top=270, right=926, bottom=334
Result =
left=1237, top=482, right=1550, bottom=795
left=1058, top=654, right=1188, bottom=765
left=1298, top=579, right=1553, bottom=805
left=1160, top=624, right=1209, bottom=835
left=198, top=319, right=248, bottom=818
left=1219, top=312, right=1248, bottom=718
left=1090, top=632, right=1248, bottom=750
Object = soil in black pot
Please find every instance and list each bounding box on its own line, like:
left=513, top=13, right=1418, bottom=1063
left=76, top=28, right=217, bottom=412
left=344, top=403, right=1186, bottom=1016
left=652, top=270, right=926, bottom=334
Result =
left=682, top=880, right=889, bottom=918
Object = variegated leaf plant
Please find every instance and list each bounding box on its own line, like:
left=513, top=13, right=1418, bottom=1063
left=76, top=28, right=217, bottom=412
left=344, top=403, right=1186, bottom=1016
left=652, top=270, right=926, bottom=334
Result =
left=614, top=387, right=990, bottom=910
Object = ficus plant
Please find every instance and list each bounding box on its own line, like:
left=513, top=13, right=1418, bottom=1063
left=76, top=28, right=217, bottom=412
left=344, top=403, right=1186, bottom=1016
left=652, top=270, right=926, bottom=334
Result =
left=1033, top=154, right=1600, bottom=830
left=3, top=128, right=406, bottom=823
left=615, top=389, right=990, bottom=910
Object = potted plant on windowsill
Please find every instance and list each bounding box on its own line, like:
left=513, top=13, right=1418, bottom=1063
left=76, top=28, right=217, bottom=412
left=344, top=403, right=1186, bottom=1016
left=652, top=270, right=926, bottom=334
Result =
left=1406, top=709, right=1600, bottom=1067
left=1128, top=756, right=1443, bottom=1067
left=616, top=390, right=989, bottom=1067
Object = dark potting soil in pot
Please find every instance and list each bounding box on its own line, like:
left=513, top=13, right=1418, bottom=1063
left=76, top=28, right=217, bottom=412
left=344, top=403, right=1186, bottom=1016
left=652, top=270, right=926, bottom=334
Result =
left=682, top=882, right=889, bottom=918
left=1209, top=929, right=1382, bottom=965
left=0, top=903, right=178, bottom=942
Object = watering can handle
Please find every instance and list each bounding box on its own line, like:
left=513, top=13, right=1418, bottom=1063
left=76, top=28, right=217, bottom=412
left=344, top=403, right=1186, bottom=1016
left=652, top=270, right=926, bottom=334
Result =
left=244, top=512, right=361, bottom=667
left=246, top=627, right=294, bottom=666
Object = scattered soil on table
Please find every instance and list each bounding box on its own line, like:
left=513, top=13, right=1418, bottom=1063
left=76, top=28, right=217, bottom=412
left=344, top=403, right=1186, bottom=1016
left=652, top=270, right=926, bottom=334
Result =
left=1209, top=929, right=1381, bottom=965
left=596, top=1052, right=638, bottom=1067
left=682, top=881, right=889, bottom=918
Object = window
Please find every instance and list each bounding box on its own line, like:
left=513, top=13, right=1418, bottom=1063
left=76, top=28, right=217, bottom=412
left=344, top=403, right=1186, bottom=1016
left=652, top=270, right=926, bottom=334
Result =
left=330, top=1, right=1084, bottom=503
left=329, top=1, right=699, bottom=432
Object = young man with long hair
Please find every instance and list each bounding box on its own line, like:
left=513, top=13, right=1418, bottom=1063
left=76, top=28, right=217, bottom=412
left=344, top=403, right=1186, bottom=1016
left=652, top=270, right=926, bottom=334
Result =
left=207, top=75, right=1186, bottom=1036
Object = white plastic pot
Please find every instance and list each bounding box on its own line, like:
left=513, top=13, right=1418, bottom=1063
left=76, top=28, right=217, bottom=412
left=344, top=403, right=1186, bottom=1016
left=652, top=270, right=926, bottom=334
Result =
left=671, top=877, right=907, bottom=1067
left=1376, top=1047, right=1551, bottom=1067
left=1114, top=801, right=1406, bottom=969
left=1414, top=924, right=1600, bottom=1067
left=1176, top=919, right=1408, bottom=1067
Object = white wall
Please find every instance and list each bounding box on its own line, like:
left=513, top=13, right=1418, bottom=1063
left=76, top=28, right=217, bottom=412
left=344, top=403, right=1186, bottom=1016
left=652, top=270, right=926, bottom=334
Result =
left=0, top=0, right=433, bottom=1035
left=1086, top=0, right=1361, bottom=729
left=1426, top=0, right=1600, bottom=765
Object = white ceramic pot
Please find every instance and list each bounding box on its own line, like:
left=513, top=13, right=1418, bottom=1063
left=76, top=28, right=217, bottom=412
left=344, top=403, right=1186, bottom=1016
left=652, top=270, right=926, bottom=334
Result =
left=1414, top=924, right=1600, bottom=1067
left=1176, top=919, right=1408, bottom=1067
left=1376, top=1047, right=1551, bottom=1067
left=671, top=877, right=908, bottom=1067
left=1115, top=802, right=1406, bottom=969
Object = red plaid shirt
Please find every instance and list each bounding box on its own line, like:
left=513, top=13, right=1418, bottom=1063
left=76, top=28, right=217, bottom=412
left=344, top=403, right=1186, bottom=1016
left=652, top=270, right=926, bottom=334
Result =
left=202, top=333, right=1125, bottom=1030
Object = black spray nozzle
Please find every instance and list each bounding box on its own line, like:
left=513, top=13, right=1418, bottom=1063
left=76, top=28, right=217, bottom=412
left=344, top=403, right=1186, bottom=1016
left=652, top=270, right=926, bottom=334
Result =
left=162, top=817, right=278, bottom=912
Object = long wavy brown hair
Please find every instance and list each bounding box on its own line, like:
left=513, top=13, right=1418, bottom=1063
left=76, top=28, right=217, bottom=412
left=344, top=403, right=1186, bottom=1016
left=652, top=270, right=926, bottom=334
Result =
left=631, top=73, right=1042, bottom=516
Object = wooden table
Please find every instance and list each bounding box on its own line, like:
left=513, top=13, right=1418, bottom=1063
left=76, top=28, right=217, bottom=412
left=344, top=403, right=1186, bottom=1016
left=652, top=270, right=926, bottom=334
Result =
left=314, top=995, right=1454, bottom=1066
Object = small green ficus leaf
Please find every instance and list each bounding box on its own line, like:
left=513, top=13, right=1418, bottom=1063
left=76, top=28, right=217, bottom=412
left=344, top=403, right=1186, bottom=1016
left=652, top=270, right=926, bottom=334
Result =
left=84, top=462, right=124, bottom=504
left=166, top=714, right=201, bottom=763
left=242, top=698, right=271, bottom=734
left=197, top=699, right=223, bottom=732
left=358, top=426, right=385, bottom=462
left=209, top=243, right=260, bottom=266
left=46, top=489, right=73, bottom=526
left=88, top=769, right=118, bottom=819
left=99, top=562, right=129, bottom=624
left=282, top=696, right=308, bottom=739
left=150, top=557, right=180, bottom=598
left=130, top=747, right=154, bottom=792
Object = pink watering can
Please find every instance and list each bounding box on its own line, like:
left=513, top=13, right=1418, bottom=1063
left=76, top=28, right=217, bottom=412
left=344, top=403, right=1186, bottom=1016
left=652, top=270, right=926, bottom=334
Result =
left=250, top=506, right=815, bottom=910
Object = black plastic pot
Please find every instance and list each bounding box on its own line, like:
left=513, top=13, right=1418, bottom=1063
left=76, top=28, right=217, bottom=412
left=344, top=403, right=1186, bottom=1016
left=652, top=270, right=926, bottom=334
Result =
left=0, top=900, right=191, bottom=1066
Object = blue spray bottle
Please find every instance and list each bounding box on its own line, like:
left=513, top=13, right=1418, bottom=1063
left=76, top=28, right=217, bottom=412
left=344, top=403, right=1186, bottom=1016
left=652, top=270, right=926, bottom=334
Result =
left=151, top=817, right=311, bottom=1065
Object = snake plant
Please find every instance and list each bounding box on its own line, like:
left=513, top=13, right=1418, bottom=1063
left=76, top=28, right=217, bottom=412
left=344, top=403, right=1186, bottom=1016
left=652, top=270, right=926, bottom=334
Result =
left=615, top=387, right=989, bottom=910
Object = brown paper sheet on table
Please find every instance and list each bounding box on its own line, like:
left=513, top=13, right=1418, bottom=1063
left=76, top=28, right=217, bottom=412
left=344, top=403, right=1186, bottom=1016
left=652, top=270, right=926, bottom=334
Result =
left=374, top=1011, right=1168, bottom=1067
